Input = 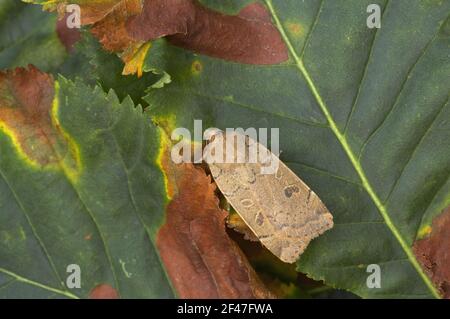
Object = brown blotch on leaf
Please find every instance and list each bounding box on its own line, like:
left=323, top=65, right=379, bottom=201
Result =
left=89, top=284, right=119, bottom=299
left=90, top=0, right=143, bottom=53
left=0, top=66, right=79, bottom=170
left=56, top=13, right=81, bottom=52
left=126, top=0, right=289, bottom=65
left=413, top=206, right=450, bottom=298
left=0, top=66, right=58, bottom=166
left=157, top=150, right=274, bottom=298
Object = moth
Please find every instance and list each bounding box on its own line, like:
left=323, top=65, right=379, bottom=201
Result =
left=204, top=130, right=333, bottom=263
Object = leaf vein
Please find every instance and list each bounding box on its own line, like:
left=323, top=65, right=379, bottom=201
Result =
left=357, top=23, right=444, bottom=160
left=344, top=0, right=390, bottom=133
left=0, top=168, right=65, bottom=291
left=385, top=97, right=449, bottom=204
left=171, top=88, right=329, bottom=128
left=0, top=267, right=78, bottom=299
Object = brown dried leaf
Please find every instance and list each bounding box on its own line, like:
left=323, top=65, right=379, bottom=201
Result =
left=414, top=206, right=450, bottom=298
left=156, top=148, right=274, bottom=298
left=90, top=0, right=143, bottom=53
left=40, top=0, right=288, bottom=75
left=127, top=0, right=289, bottom=65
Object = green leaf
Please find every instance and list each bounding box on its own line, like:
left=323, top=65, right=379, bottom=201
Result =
left=59, top=32, right=165, bottom=107
left=0, top=0, right=67, bottom=72
left=145, top=0, right=450, bottom=298
left=0, top=69, right=173, bottom=298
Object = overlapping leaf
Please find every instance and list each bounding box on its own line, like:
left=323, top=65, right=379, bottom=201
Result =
left=25, top=0, right=289, bottom=76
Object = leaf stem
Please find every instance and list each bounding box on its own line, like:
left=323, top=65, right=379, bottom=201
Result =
left=0, top=268, right=79, bottom=299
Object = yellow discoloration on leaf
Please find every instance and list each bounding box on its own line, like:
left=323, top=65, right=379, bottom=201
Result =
left=153, top=114, right=177, bottom=199
left=418, top=225, right=433, bottom=239
left=156, top=130, right=174, bottom=201
left=22, top=0, right=61, bottom=11
left=0, top=122, right=42, bottom=169
left=50, top=82, right=82, bottom=183
left=286, top=22, right=303, bottom=37
left=151, top=113, right=177, bottom=137
left=19, top=227, right=26, bottom=241
left=122, top=42, right=151, bottom=78
left=191, top=60, right=203, bottom=75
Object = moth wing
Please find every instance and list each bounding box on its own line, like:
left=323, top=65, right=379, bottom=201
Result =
left=208, top=132, right=333, bottom=263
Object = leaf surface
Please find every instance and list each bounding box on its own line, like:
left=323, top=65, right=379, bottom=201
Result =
left=0, top=65, right=271, bottom=298
left=0, top=66, right=173, bottom=298
left=0, top=0, right=67, bottom=71
left=145, top=0, right=450, bottom=298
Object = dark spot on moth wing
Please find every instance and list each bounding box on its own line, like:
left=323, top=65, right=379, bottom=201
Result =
left=284, top=185, right=300, bottom=198
left=306, top=189, right=312, bottom=202
left=255, top=211, right=264, bottom=226
left=89, top=284, right=119, bottom=299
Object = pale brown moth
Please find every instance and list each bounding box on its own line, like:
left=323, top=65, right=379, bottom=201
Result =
left=204, top=130, right=334, bottom=263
